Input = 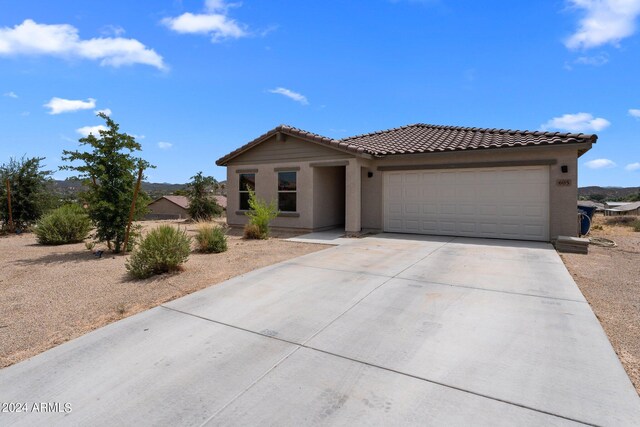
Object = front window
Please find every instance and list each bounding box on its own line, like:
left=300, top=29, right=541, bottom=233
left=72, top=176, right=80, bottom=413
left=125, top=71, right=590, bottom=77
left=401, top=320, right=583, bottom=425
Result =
left=239, top=173, right=255, bottom=210
left=278, top=171, right=297, bottom=212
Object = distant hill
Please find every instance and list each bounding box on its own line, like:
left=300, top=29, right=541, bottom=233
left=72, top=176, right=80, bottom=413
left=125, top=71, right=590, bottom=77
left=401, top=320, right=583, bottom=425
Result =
left=52, top=180, right=187, bottom=200
left=578, top=186, right=640, bottom=201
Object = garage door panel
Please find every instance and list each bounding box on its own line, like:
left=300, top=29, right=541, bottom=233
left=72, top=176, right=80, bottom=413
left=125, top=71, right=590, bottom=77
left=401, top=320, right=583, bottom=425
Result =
left=384, top=167, right=549, bottom=241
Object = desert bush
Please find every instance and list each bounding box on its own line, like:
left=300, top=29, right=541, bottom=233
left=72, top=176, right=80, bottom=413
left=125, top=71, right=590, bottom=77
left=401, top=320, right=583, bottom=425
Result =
left=632, top=219, right=640, bottom=232
left=604, top=216, right=637, bottom=226
left=243, top=223, right=264, bottom=240
left=125, top=225, right=191, bottom=279
left=244, top=188, right=278, bottom=239
left=195, top=223, right=228, bottom=253
left=34, top=204, right=92, bottom=245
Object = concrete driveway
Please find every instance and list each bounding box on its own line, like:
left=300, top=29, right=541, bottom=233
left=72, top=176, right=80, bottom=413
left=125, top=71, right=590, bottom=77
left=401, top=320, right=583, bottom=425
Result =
left=2, top=234, right=639, bottom=426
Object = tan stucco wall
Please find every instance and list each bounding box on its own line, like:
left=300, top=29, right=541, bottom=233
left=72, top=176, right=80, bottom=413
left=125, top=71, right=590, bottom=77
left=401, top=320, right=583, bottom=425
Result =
left=226, top=145, right=355, bottom=230
left=224, top=136, right=587, bottom=240
left=147, top=198, right=189, bottom=219
left=313, top=166, right=346, bottom=229
left=360, top=145, right=583, bottom=239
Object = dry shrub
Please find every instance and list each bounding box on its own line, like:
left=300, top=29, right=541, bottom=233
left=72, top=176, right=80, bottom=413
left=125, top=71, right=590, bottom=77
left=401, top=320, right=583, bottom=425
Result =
left=195, top=223, right=228, bottom=253
left=605, top=216, right=639, bottom=226
left=243, top=223, right=265, bottom=240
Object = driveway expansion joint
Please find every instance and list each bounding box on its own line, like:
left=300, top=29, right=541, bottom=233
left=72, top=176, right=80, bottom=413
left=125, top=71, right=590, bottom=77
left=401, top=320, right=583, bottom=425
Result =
left=160, top=306, right=598, bottom=427
left=392, top=275, right=589, bottom=304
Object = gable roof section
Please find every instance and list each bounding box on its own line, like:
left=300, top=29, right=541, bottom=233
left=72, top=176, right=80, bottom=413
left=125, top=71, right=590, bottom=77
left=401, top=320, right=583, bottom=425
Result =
left=216, top=125, right=366, bottom=166
left=151, top=195, right=190, bottom=209
left=216, top=123, right=597, bottom=165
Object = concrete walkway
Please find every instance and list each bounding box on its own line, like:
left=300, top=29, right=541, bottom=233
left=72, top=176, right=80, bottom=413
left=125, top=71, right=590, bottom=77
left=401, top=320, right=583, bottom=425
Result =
left=2, top=234, right=639, bottom=426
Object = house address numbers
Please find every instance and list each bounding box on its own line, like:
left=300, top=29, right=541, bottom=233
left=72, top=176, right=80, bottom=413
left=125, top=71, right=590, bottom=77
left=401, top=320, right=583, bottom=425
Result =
left=556, top=179, right=572, bottom=186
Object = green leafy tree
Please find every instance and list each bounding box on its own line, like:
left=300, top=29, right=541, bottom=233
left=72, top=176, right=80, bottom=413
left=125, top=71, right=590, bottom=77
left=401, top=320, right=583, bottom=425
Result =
left=0, top=156, right=53, bottom=230
left=186, top=171, right=222, bottom=220
left=61, top=113, right=153, bottom=253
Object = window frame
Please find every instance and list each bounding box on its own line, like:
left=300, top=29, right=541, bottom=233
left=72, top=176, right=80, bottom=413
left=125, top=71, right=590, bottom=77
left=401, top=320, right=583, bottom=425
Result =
left=277, top=171, right=297, bottom=212
left=238, top=173, right=255, bottom=211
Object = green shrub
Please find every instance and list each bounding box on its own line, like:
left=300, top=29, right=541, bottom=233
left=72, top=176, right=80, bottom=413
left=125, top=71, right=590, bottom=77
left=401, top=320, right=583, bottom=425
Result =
left=34, top=204, right=92, bottom=245
left=195, top=223, right=228, bottom=253
left=244, top=188, right=278, bottom=239
left=125, top=225, right=192, bottom=279
left=632, top=219, right=640, bottom=232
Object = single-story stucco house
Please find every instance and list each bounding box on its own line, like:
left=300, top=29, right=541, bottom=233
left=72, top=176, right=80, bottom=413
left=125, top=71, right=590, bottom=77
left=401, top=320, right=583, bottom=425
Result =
left=146, top=195, right=227, bottom=220
left=146, top=195, right=191, bottom=220
left=216, top=123, right=596, bottom=241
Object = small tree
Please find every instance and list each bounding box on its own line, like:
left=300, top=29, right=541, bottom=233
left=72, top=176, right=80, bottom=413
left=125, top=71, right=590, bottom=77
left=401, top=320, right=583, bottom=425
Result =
left=61, top=113, right=153, bottom=253
left=0, top=156, right=53, bottom=230
left=244, top=188, right=278, bottom=239
left=186, top=171, right=222, bottom=220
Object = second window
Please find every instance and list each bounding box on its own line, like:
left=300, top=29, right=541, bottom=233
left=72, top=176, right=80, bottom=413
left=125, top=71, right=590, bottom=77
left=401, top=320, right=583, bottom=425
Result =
left=277, top=171, right=297, bottom=212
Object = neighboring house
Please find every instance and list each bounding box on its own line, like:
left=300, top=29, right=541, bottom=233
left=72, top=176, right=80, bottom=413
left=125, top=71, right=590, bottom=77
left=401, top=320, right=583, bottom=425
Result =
left=146, top=195, right=190, bottom=220
left=216, top=123, right=596, bottom=241
left=213, top=195, right=227, bottom=210
left=577, top=200, right=605, bottom=212
left=604, top=201, right=640, bottom=216
left=145, top=195, right=228, bottom=220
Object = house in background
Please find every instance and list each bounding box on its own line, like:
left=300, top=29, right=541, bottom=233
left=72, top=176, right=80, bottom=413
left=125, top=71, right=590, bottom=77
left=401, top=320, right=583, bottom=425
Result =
left=146, top=195, right=190, bottom=220
left=145, top=195, right=227, bottom=220
left=604, top=201, right=640, bottom=216
left=577, top=200, right=605, bottom=212
left=216, top=123, right=596, bottom=242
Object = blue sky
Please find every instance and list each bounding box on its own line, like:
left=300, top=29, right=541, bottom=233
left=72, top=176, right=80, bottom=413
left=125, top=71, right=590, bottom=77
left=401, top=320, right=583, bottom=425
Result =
left=1, top=0, right=639, bottom=186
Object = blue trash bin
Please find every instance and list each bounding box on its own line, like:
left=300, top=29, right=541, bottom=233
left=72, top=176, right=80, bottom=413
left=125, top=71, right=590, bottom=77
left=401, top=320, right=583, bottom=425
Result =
left=577, top=206, right=597, bottom=236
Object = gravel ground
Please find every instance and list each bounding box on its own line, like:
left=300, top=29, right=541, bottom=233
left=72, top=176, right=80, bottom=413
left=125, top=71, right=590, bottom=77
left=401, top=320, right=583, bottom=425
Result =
left=0, top=220, right=326, bottom=368
left=560, top=215, right=640, bottom=394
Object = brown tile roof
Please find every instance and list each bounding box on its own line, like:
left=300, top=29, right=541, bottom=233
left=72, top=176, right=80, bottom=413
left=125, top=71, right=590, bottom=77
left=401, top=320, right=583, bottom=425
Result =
left=341, top=123, right=596, bottom=155
left=216, top=123, right=596, bottom=165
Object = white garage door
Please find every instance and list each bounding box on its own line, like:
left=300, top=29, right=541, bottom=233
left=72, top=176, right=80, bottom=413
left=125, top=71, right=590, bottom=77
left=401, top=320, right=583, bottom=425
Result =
left=384, top=166, right=549, bottom=241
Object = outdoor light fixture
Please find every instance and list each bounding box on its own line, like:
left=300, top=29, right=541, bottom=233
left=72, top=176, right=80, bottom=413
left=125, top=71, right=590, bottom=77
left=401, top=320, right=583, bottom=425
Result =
left=368, top=171, right=373, bottom=178
left=561, top=165, right=568, bottom=173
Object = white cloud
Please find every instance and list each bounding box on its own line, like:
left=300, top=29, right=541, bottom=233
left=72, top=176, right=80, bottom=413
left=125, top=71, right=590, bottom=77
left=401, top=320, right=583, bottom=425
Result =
left=541, top=112, right=610, bottom=132
left=76, top=125, right=107, bottom=137
left=0, top=19, right=165, bottom=69
left=3, top=91, right=18, bottom=98
left=162, top=1, right=248, bottom=42
left=157, top=141, right=172, bottom=149
left=584, top=158, right=617, bottom=169
left=44, top=97, right=96, bottom=114
left=100, top=24, right=125, bottom=37
left=565, top=0, right=640, bottom=49
left=268, top=87, right=309, bottom=105
left=574, top=53, right=609, bottom=66
left=625, top=162, right=640, bottom=171
left=94, top=108, right=112, bottom=116
left=629, top=108, right=640, bottom=118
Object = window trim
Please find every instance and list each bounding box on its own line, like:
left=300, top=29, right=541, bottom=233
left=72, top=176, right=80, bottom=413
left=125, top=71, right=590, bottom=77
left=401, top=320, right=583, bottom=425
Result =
left=277, top=170, right=297, bottom=213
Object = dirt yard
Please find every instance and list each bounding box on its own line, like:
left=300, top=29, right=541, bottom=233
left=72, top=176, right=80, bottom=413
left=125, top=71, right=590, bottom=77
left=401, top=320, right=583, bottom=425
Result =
left=0, top=220, right=326, bottom=368
left=560, top=215, right=640, bottom=394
